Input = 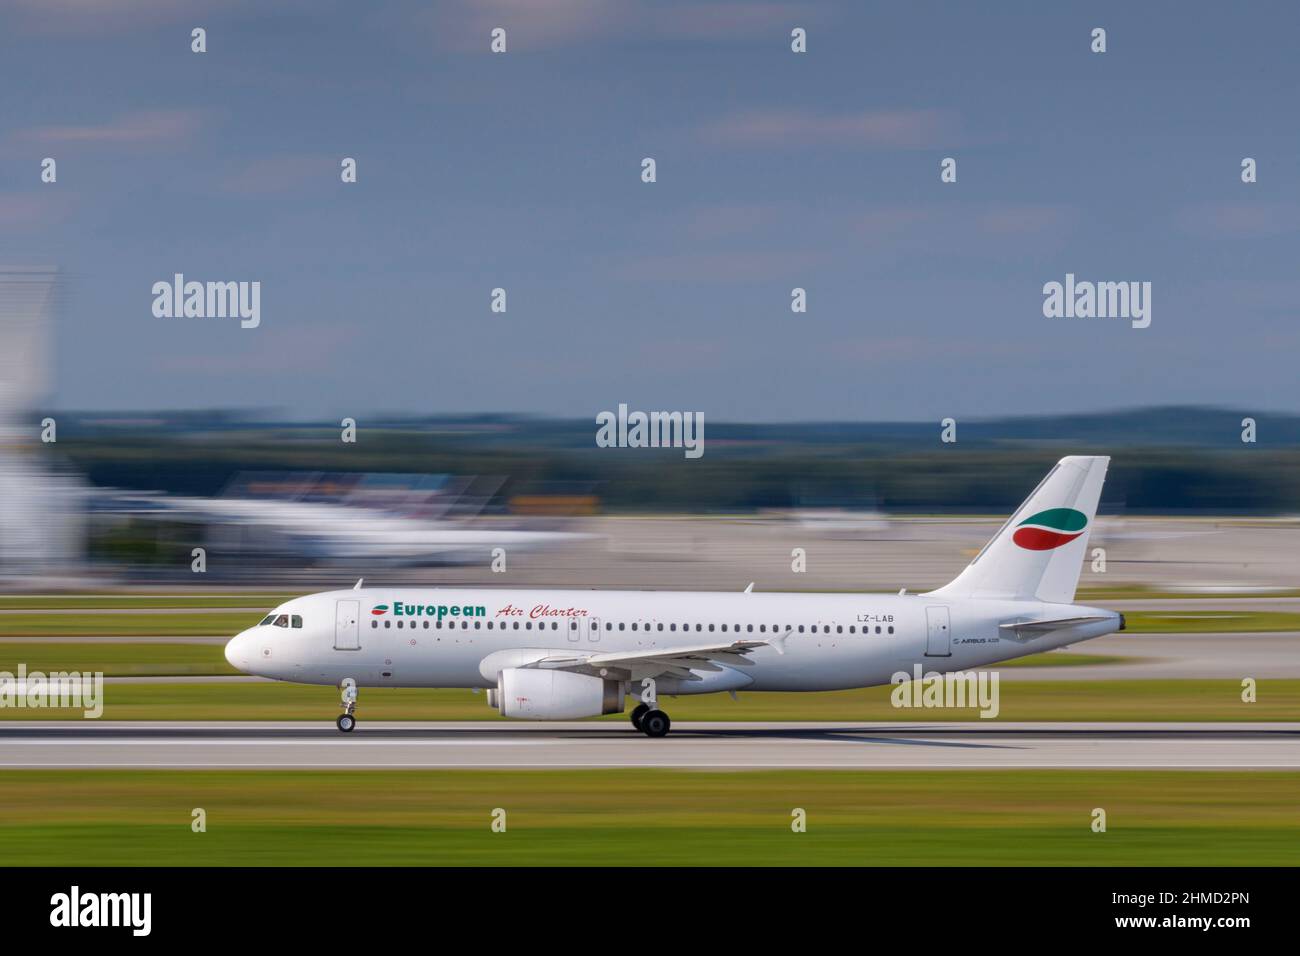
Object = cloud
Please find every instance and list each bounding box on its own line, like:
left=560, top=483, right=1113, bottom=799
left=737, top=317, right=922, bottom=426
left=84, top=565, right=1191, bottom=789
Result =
left=0, top=192, right=77, bottom=228
left=419, top=0, right=814, bottom=51
left=616, top=200, right=1071, bottom=283
left=682, top=202, right=789, bottom=240
left=612, top=249, right=824, bottom=282
left=157, top=322, right=360, bottom=375
left=429, top=0, right=614, bottom=50
left=647, top=2, right=812, bottom=40
left=13, top=109, right=204, bottom=149
left=3, top=0, right=270, bottom=35
left=829, top=334, right=1037, bottom=364
left=1178, top=201, right=1300, bottom=240
left=975, top=204, right=1070, bottom=236
left=220, top=154, right=340, bottom=196
left=851, top=202, right=1071, bottom=243
left=702, top=108, right=953, bottom=148
left=852, top=205, right=938, bottom=239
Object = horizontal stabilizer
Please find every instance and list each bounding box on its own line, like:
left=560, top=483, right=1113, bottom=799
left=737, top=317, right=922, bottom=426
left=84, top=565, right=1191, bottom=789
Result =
left=998, top=615, right=1110, bottom=633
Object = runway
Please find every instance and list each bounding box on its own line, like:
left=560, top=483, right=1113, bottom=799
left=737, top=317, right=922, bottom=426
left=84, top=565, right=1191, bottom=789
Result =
left=1, top=721, right=1296, bottom=770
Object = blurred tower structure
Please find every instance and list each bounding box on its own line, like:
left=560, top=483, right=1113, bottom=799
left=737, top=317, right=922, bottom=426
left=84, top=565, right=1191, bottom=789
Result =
left=0, top=267, right=86, bottom=581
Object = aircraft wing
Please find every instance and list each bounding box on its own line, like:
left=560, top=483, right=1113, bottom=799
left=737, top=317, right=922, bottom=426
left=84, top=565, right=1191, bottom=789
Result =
left=533, top=640, right=779, bottom=680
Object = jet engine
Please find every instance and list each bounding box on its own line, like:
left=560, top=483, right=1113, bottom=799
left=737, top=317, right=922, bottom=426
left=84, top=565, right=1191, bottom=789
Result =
left=496, top=668, right=623, bottom=719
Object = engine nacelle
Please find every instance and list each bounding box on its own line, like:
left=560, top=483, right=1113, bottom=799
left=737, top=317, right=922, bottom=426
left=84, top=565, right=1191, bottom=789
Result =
left=497, top=668, right=623, bottom=720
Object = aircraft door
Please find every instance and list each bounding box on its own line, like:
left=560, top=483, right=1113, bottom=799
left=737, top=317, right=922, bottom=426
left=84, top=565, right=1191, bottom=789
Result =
left=924, top=606, right=951, bottom=657
left=588, top=617, right=600, bottom=642
left=567, top=618, right=581, bottom=643
left=335, top=600, right=361, bottom=650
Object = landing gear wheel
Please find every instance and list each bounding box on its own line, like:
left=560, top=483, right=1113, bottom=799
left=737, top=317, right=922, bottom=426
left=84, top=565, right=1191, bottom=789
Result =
left=640, top=709, right=671, bottom=738
left=337, top=678, right=357, bottom=733
left=630, top=703, right=650, bottom=730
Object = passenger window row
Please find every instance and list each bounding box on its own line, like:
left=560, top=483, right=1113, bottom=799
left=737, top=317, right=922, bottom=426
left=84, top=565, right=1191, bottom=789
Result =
left=369, top=618, right=894, bottom=635
left=372, top=620, right=564, bottom=631
left=585, top=622, right=894, bottom=635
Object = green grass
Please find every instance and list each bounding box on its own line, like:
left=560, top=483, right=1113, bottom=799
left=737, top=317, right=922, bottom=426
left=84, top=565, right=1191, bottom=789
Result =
left=0, top=611, right=262, bottom=637
left=0, top=643, right=234, bottom=677
left=1121, top=610, right=1300, bottom=633
left=1000, top=652, right=1128, bottom=667
left=0, top=769, right=1295, bottom=865
left=1078, top=585, right=1300, bottom=601
left=0, top=679, right=1290, bottom=721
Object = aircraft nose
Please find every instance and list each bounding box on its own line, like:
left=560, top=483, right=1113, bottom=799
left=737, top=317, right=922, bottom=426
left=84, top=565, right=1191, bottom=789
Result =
left=224, top=631, right=255, bottom=671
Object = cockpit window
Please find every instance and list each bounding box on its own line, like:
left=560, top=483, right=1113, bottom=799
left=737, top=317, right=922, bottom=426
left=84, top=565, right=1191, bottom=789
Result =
left=259, top=615, right=276, bottom=626
left=291, top=615, right=303, bottom=629
left=273, top=614, right=289, bottom=628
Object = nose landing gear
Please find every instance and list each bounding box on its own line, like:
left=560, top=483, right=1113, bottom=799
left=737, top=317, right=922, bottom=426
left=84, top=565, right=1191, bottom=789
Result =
left=336, top=678, right=357, bottom=733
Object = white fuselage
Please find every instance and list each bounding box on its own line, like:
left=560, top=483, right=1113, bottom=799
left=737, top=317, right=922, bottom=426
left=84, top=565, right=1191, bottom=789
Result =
left=224, top=587, right=1121, bottom=693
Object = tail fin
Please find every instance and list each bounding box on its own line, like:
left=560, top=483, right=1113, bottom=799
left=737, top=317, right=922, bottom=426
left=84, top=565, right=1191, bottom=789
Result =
left=928, top=456, right=1109, bottom=605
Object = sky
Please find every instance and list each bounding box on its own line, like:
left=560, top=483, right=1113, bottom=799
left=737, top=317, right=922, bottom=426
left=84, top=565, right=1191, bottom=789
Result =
left=2, top=0, right=1298, bottom=422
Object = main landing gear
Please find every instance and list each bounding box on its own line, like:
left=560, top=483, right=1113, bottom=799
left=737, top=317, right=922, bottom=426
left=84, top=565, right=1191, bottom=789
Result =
left=640, top=708, right=671, bottom=737
left=336, top=678, right=357, bottom=733
left=630, top=700, right=671, bottom=738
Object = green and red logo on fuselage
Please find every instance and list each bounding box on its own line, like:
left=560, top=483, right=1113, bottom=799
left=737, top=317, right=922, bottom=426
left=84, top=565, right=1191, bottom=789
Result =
left=1012, top=508, right=1088, bottom=551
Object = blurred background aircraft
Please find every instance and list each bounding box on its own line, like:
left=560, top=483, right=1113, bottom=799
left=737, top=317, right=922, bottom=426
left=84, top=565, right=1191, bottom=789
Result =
left=107, top=472, right=588, bottom=569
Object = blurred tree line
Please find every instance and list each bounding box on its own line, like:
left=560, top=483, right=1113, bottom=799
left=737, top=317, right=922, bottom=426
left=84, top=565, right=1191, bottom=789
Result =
left=55, top=426, right=1300, bottom=515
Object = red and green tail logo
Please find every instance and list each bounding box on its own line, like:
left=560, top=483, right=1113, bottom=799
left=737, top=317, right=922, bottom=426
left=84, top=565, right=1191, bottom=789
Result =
left=1012, top=508, right=1087, bottom=551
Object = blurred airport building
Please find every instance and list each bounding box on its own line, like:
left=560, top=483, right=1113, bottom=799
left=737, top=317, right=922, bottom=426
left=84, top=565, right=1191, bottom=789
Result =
left=0, top=267, right=88, bottom=583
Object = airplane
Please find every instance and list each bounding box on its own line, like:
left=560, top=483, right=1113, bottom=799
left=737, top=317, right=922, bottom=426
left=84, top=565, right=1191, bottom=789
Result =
left=224, top=456, right=1125, bottom=736
left=111, top=490, right=587, bottom=566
